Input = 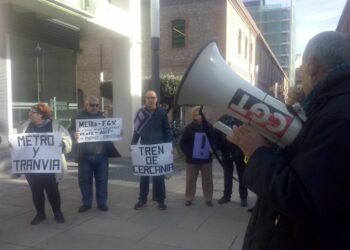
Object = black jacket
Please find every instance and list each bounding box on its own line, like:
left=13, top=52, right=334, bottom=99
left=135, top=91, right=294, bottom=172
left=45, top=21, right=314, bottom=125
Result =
left=131, top=107, right=172, bottom=145
left=243, top=64, right=350, bottom=250
left=180, top=120, right=215, bottom=164
left=214, top=115, right=244, bottom=161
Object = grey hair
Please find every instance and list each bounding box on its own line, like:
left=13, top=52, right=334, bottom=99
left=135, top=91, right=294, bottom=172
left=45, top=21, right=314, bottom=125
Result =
left=85, top=96, right=99, bottom=104
left=303, top=31, right=350, bottom=71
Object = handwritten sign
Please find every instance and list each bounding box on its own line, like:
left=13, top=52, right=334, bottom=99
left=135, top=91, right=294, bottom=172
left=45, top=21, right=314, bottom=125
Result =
left=76, top=118, right=122, bottom=143
left=9, top=133, right=62, bottom=174
left=131, top=142, right=173, bottom=176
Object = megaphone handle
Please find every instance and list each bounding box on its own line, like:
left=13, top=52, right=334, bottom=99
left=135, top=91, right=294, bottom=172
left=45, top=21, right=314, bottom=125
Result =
left=199, top=106, right=239, bottom=181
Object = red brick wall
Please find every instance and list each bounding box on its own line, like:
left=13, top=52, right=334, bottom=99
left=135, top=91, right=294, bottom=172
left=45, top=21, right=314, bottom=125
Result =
left=142, top=0, right=227, bottom=78
left=76, top=38, right=113, bottom=100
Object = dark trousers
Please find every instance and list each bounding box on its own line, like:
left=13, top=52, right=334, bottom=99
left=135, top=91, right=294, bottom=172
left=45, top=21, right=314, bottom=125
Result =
left=26, top=173, right=61, bottom=215
left=78, top=155, right=109, bottom=207
left=139, top=175, right=165, bottom=203
left=222, top=155, right=248, bottom=200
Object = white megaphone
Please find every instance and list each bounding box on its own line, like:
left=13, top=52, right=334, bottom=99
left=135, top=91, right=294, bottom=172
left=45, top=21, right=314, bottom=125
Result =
left=175, top=40, right=303, bottom=147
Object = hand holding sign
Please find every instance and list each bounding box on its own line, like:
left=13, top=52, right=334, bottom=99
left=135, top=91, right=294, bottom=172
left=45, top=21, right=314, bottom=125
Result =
left=73, top=132, right=80, bottom=141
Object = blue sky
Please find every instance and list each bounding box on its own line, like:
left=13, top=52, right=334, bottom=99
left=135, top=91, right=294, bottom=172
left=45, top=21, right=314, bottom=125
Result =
left=266, top=0, right=347, bottom=54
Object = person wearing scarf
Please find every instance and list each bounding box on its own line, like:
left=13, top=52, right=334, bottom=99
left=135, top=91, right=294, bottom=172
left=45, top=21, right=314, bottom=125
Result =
left=131, top=90, right=172, bottom=211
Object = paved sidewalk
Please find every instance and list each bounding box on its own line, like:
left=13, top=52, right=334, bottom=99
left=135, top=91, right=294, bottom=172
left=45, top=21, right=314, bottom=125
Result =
left=0, top=159, right=256, bottom=250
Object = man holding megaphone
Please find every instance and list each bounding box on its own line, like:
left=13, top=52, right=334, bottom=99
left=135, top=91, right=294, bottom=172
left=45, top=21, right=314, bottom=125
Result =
left=177, top=31, right=350, bottom=249
left=229, top=32, right=350, bottom=249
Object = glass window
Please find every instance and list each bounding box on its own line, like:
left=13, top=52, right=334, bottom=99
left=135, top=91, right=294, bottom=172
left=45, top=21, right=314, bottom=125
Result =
left=172, top=19, right=185, bottom=48
left=10, top=35, right=77, bottom=128
left=244, top=37, right=248, bottom=59
left=249, top=43, right=253, bottom=64
left=238, top=29, right=242, bottom=55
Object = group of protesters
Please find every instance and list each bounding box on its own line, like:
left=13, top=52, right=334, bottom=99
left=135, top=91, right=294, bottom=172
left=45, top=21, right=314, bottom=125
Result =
left=13, top=88, right=246, bottom=226
left=9, top=31, right=350, bottom=249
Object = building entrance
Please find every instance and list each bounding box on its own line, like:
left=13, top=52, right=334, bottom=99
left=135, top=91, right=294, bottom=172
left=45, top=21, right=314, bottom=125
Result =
left=10, top=35, right=77, bottom=128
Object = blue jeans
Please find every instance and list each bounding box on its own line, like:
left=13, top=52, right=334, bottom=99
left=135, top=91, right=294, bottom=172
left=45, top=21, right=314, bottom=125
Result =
left=139, top=175, right=165, bottom=203
left=78, top=155, right=109, bottom=206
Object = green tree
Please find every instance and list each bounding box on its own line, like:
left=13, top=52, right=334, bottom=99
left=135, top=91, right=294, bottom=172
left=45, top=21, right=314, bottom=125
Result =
left=160, top=73, right=181, bottom=111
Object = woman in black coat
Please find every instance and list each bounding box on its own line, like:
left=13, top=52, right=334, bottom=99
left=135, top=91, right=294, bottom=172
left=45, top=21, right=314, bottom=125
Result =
left=17, top=103, right=72, bottom=225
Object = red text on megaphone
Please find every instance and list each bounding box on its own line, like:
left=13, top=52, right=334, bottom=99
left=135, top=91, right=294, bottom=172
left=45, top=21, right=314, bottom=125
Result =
left=228, top=88, right=293, bottom=138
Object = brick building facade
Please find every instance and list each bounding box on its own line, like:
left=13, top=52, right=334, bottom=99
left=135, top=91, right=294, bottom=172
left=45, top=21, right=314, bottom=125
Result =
left=141, top=0, right=287, bottom=123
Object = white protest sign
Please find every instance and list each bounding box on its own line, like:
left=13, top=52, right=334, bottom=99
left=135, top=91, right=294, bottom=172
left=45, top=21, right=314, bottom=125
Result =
left=131, top=142, right=174, bottom=176
left=9, top=133, right=62, bottom=174
left=76, top=118, right=122, bottom=143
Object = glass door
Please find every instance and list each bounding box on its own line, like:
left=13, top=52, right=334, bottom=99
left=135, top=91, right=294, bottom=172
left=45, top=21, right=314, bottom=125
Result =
left=10, top=35, right=77, bottom=128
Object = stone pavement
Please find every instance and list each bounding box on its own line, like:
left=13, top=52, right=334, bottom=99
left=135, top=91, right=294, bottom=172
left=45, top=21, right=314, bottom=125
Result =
left=0, top=158, right=256, bottom=250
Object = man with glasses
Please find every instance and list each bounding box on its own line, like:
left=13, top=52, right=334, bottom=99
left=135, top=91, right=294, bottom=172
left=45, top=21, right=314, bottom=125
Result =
left=131, top=90, right=172, bottom=210
left=69, top=96, right=118, bottom=213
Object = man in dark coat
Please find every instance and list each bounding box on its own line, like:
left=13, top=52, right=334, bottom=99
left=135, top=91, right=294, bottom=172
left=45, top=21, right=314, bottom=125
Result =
left=131, top=90, right=172, bottom=210
left=69, top=96, right=119, bottom=213
left=215, top=115, right=248, bottom=207
left=230, top=31, right=350, bottom=249
left=180, top=106, right=215, bottom=207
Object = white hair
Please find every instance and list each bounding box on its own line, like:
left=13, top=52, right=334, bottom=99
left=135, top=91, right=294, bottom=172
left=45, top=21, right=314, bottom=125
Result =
left=85, top=96, right=99, bottom=105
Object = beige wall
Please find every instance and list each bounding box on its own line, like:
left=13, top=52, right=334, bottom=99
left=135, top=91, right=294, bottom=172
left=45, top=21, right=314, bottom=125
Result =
left=226, top=0, right=257, bottom=83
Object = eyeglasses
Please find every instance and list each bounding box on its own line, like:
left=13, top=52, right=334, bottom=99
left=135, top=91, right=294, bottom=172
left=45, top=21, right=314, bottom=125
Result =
left=89, top=104, right=99, bottom=108
left=29, top=110, right=38, bottom=114
left=146, top=96, right=157, bottom=100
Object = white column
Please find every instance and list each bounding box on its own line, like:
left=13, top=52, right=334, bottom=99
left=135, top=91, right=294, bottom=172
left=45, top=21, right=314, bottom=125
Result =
left=112, top=0, right=142, bottom=157
left=0, top=34, right=13, bottom=138
left=112, top=37, right=142, bottom=157
left=0, top=33, right=12, bottom=170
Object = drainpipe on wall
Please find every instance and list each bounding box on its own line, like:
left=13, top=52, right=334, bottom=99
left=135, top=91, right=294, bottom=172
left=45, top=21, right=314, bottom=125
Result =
left=151, top=0, right=160, bottom=100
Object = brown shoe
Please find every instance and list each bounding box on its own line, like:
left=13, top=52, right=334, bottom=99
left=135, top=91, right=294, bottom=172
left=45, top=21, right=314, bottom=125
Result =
left=185, top=200, right=192, bottom=206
